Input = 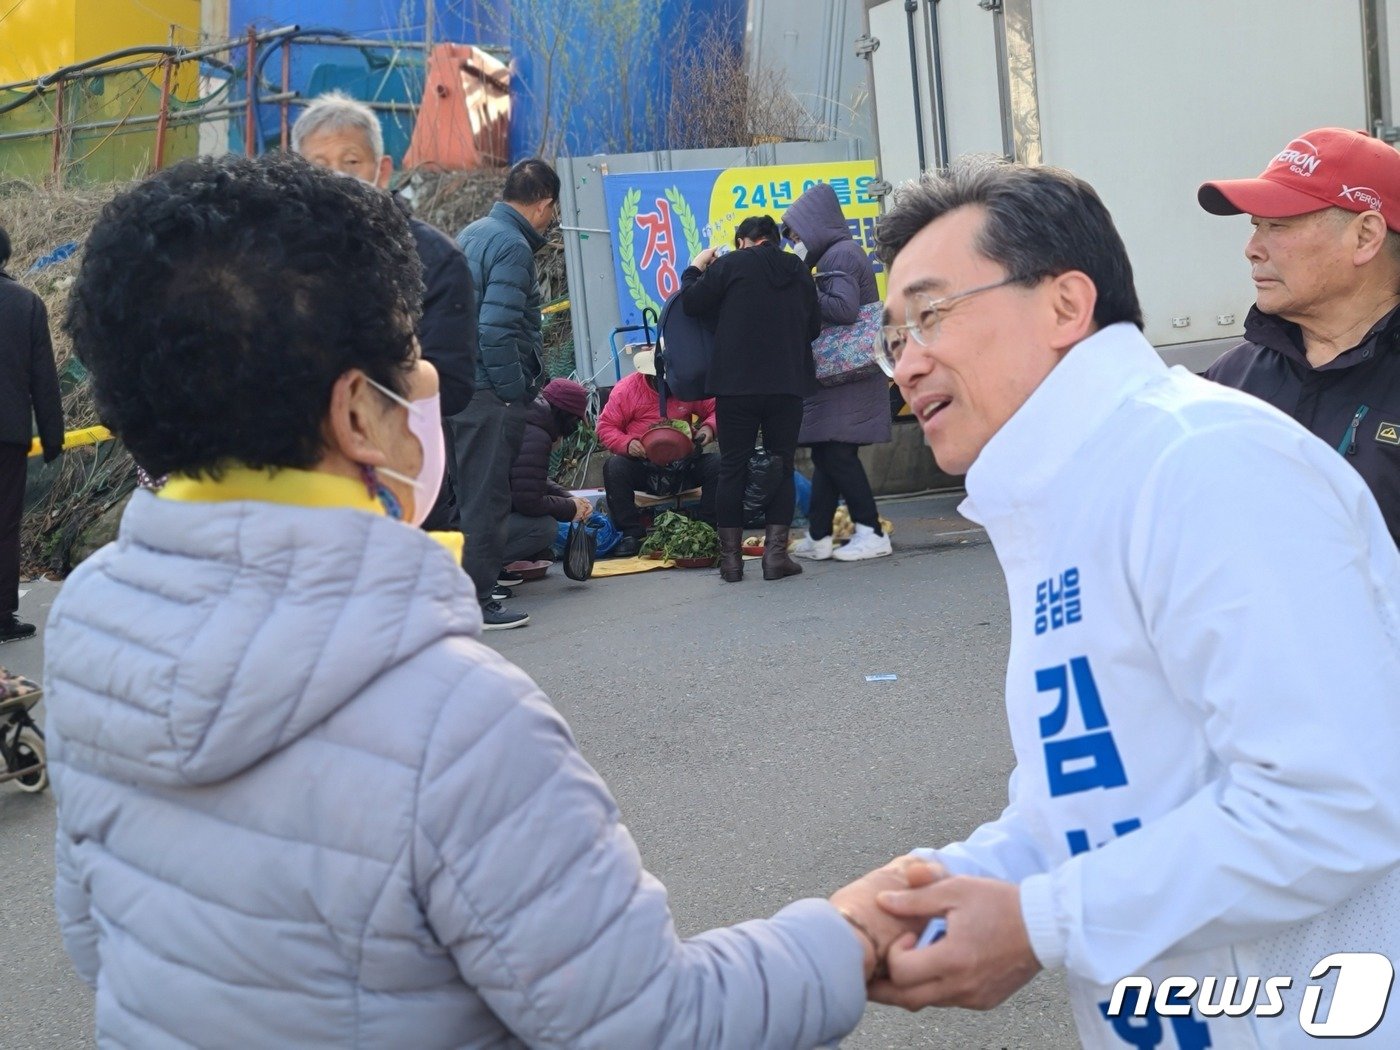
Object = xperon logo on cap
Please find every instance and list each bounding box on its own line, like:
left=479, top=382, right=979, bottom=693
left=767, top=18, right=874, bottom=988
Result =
left=1341, top=185, right=1385, bottom=210
left=1273, top=139, right=1322, bottom=177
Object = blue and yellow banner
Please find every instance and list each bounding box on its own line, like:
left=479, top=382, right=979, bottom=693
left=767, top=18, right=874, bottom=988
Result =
left=603, top=160, right=882, bottom=326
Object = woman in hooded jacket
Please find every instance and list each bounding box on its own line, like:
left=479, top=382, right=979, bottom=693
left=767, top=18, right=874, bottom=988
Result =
left=781, top=184, right=893, bottom=562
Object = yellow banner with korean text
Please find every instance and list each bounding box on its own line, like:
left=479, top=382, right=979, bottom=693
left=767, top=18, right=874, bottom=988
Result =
left=704, top=160, right=886, bottom=299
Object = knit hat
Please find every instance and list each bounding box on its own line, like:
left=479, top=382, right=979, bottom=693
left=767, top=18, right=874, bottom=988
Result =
left=541, top=378, right=588, bottom=418
left=1199, top=128, right=1400, bottom=232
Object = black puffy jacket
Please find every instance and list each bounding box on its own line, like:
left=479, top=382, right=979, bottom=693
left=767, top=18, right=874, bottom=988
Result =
left=408, top=216, right=477, bottom=417
left=679, top=243, right=820, bottom=398
left=509, top=397, right=577, bottom=521
left=1206, top=304, right=1400, bottom=546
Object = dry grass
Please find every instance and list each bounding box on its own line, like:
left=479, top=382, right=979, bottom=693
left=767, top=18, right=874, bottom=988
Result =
left=665, top=19, right=827, bottom=150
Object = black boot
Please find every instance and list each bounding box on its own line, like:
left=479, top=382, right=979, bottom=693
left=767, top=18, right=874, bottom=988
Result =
left=762, top=525, right=802, bottom=580
left=718, top=527, right=744, bottom=582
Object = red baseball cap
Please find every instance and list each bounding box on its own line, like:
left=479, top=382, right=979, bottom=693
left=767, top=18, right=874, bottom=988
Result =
left=1198, top=127, right=1400, bottom=232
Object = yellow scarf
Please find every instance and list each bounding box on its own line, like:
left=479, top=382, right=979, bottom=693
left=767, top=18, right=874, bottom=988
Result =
left=159, top=466, right=465, bottom=562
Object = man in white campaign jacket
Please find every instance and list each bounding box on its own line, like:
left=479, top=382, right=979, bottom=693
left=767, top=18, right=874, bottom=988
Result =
left=857, top=157, right=1400, bottom=1048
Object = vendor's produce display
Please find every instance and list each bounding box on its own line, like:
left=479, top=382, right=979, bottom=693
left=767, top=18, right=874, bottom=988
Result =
left=638, top=511, right=718, bottom=565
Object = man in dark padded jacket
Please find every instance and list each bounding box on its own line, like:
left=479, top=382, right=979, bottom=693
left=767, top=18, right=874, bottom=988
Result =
left=455, top=159, right=561, bottom=629
left=1199, top=127, right=1400, bottom=545
left=0, top=226, right=63, bottom=642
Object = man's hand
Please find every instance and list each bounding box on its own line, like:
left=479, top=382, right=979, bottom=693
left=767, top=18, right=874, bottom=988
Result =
left=42, top=445, right=63, bottom=465
left=829, top=855, right=946, bottom=983
left=691, top=246, right=719, bottom=271
left=627, top=439, right=646, bottom=459
left=868, top=876, right=1040, bottom=1011
left=693, top=425, right=714, bottom=447
left=572, top=496, right=593, bottom=522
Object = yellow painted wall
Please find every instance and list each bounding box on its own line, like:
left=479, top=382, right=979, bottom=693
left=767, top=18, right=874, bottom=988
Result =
left=0, top=0, right=201, bottom=85
left=0, top=0, right=77, bottom=84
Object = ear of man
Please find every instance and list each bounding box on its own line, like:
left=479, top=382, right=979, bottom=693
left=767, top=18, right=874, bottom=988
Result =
left=374, top=154, right=393, bottom=191
left=1044, top=270, right=1099, bottom=353
left=1351, top=211, right=1391, bottom=267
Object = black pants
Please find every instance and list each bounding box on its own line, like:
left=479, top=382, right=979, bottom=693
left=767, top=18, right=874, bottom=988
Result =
left=502, top=512, right=561, bottom=564
left=0, top=444, right=26, bottom=617
left=445, top=390, right=528, bottom=604
left=714, top=394, right=804, bottom=528
left=807, top=441, right=881, bottom=539
left=603, top=452, right=720, bottom=537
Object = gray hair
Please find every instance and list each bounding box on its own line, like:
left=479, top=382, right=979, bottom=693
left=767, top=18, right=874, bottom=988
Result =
left=876, top=155, right=1144, bottom=331
left=290, top=91, right=384, bottom=160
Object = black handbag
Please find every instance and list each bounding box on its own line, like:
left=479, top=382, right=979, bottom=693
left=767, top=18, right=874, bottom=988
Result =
left=562, top=520, right=597, bottom=581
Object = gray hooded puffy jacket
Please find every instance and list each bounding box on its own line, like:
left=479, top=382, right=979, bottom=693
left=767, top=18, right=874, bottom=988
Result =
left=47, top=491, right=865, bottom=1048
left=782, top=185, right=891, bottom=447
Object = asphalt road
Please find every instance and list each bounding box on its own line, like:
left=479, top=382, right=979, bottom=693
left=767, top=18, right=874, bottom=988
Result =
left=0, top=492, right=1078, bottom=1049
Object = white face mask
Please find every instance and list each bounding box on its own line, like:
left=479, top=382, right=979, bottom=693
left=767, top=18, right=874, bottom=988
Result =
left=365, top=376, right=444, bottom=527
left=792, top=241, right=809, bottom=262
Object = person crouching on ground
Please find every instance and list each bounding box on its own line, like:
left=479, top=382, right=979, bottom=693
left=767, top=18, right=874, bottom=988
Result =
left=503, top=377, right=594, bottom=564
left=47, top=153, right=934, bottom=1048
left=597, top=349, right=720, bottom=558
left=782, top=183, right=893, bottom=563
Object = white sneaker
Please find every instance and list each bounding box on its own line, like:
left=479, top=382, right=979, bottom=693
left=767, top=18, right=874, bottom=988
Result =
left=833, top=524, right=892, bottom=561
left=791, top=533, right=833, bottom=560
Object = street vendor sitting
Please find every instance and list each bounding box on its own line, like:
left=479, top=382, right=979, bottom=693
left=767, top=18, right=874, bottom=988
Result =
left=597, top=350, right=719, bottom=557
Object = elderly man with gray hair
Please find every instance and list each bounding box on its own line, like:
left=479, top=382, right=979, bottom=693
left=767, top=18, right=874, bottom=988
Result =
left=292, top=91, right=478, bottom=532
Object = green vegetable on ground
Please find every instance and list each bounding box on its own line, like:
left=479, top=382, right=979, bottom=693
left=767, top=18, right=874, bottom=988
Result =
left=639, top=511, right=718, bottom=560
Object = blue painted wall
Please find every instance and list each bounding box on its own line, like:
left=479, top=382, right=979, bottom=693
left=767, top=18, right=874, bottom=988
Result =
left=226, top=0, right=742, bottom=160
left=508, top=0, right=747, bottom=158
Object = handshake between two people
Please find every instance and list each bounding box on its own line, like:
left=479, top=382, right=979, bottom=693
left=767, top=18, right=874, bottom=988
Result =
left=827, top=855, right=1042, bottom=1011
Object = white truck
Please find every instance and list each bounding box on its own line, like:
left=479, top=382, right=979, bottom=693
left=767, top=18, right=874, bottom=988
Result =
left=861, top=0, right=1397, bottom=368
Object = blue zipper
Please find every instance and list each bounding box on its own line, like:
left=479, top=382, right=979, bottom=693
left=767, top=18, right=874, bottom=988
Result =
left=1338, top=404, right=1369, bottom=455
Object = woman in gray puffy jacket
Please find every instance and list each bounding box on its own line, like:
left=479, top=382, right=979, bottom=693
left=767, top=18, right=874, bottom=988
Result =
left=782, top=184, right=893, bottom=563
left=47, top=154, right=931, bottom=1049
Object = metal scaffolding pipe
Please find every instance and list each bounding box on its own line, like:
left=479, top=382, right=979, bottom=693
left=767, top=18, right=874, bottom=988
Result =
left=152, top=55, right=175, bottom=171
left=0, top=26, right=300, bottom=94
left=244, top=25, right=257, bottom=156
left=0, top=93, right=298, bottom=145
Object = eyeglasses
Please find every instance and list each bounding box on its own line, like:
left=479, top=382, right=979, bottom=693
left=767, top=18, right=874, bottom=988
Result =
left=875, top=275, right=1028, bottom=377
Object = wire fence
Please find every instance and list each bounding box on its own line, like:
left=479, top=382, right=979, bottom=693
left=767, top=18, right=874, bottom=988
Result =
left=0, top=25, right=507, bottom=185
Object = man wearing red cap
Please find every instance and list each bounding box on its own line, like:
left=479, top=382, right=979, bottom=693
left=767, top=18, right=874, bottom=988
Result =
left=1199, top=127, right=1400, bottom=544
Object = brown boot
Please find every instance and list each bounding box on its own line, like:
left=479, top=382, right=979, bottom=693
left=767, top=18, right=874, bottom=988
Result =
left=762, top=525, right=803, bottom=580
left=718, top=526, right=744, bottom=582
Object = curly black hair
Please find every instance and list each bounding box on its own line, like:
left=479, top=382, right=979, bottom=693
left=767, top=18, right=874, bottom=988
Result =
left=65, top=153, right=424, bottom=478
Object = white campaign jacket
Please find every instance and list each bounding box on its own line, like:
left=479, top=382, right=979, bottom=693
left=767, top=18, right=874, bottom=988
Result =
left=919, top=323, right=1400, bottom=1049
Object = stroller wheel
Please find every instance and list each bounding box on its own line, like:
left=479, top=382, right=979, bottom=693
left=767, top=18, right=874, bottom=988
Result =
left=11, top=728, right=47, bottom=793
